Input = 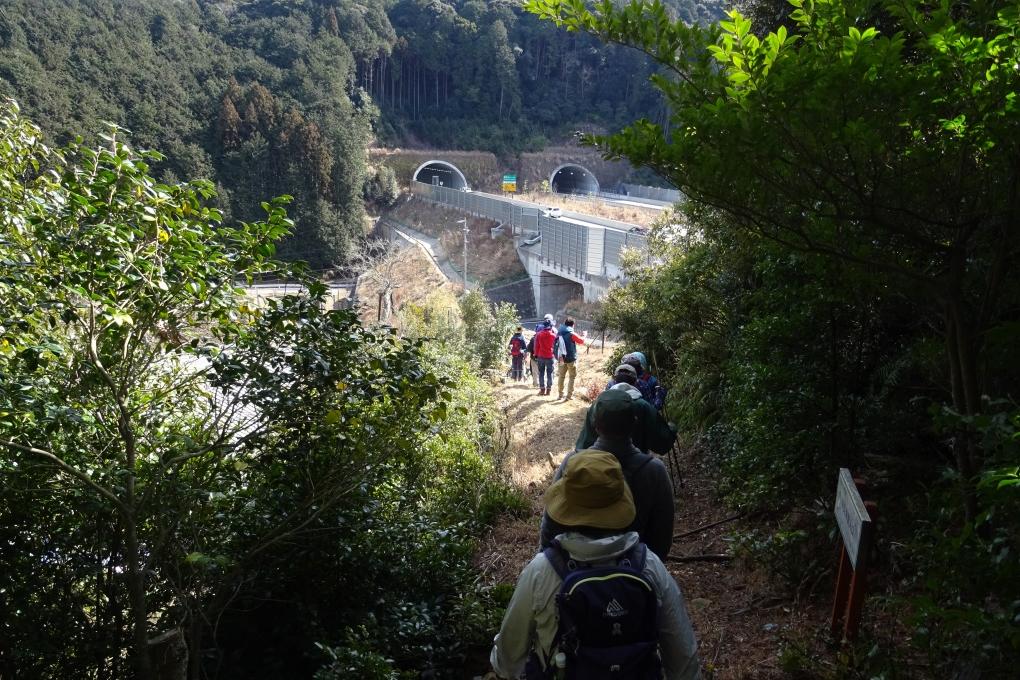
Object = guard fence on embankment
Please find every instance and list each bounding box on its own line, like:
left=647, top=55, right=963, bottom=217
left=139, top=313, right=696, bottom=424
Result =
left=409, top=181, right=649, bottom=279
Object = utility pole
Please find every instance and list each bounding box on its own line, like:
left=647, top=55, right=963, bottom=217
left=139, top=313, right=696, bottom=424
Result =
left=458, top=218, right=469, bottom=289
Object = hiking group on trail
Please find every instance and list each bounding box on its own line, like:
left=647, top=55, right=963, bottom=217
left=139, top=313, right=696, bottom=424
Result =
left=508, top=314, right=586, bottom=399
left=488, top=334, right=700, bottom=679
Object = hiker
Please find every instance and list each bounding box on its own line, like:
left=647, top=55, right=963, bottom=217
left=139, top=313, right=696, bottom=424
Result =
left=490, top=452, right=700, bottom=680
left=508, top=327, right=527, bottom=382
left=605, top=353, right=643, bottom=390
left=532, top=316, right=558, bottom=396
left=529, top=314, right=554, bottom=387
left=605, top=352, right=666, bottom=411
left=543, top=387, right=675, bottom=558
left=554, top=317, right=585, bottom=400
left=629, top=351, right=666, bottom=411
left=582, top=365, right=676, bottom=456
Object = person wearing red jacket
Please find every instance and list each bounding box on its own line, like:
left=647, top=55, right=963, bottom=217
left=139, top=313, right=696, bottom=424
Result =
left=532, top=319, right=558, bottom=396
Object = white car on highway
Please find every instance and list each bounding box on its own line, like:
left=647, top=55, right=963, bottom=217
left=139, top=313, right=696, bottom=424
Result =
left=542, top=207, right=562, bottom=218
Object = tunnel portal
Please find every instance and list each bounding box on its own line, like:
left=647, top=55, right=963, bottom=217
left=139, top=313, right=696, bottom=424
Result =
left=412, top=160, right=468, bottom=189
left=549, top=164, right=600, bottom=196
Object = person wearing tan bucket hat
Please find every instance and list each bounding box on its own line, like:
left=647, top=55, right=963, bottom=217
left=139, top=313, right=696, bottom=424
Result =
left=542, top=387, right=676, bottom=559
left=489, top=453, right=700, bottom=680
left=543, top=450, right=636, bottom=531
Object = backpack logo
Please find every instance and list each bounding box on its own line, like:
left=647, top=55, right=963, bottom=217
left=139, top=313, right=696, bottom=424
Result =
left=604, top=598, right=627, bottom=618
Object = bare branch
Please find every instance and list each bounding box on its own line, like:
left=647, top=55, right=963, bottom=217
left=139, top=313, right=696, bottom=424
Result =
left=0, top=438, right=127, bottom=513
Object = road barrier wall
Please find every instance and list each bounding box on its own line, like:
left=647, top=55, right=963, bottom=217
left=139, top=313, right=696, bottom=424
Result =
left=619, top=183, right=683, bottom=203
left=410, top=181, right=647, bottom=274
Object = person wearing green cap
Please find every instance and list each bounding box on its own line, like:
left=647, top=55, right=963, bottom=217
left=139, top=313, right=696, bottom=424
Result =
left=489, top=452, right=700, bottom=680
left=577, top=364, right=676, bottom=455
left=543, top=382, right=675, bottom=558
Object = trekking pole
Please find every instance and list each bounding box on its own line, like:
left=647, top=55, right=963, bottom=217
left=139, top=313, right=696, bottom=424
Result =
left=668, top=436, right=685, bottom=492
left=658, top=405, right=685, bottom=494
left=650, top=350, right=685, bottom=493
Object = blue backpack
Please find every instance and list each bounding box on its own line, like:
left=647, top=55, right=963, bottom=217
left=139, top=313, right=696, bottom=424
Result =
left=537, top=540, right=662, bottom=679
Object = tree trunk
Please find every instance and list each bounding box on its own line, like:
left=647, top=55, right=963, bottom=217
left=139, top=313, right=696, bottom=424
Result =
left=944, top=295, right=980, bottom=522
left=187, top=609, right=203, bottom=680
left=124, top=512, right=153, bottom=679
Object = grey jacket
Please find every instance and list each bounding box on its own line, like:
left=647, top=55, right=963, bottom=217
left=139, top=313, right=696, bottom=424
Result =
left=540, top=438, right=676, bottom=558
left=490, top=531, right=701, bottom=680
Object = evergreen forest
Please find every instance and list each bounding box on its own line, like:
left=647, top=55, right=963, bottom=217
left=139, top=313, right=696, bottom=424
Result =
left=0, top=0, right=724, bottom=267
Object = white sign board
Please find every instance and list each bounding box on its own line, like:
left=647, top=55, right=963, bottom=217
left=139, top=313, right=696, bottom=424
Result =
left=834, top=468, right=872, bottom=569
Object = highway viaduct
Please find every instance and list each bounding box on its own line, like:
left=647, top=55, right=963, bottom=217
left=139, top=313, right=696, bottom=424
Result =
left=410, top=159, right=675, bottom=316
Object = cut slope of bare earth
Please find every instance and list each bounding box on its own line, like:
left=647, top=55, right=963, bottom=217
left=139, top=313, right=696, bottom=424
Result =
left=476, top=342, right=826, bottom=679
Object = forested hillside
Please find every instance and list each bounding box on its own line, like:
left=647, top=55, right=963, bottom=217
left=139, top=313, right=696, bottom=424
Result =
left=0, top=0, right=394, bottom=267
left=363, top=0, right=726, bottom=152
left=0, top=0, right=725, bottom=267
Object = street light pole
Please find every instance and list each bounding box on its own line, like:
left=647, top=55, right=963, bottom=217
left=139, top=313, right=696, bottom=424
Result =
left=458, top=218, right=469, bottom=289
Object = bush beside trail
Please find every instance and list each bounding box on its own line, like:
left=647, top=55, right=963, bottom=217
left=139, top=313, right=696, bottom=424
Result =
left=0, top=101, right=522, bottom=680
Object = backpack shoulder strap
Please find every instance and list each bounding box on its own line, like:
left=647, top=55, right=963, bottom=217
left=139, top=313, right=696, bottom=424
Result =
left=542, top=539, right=571, bottom=580
left=618, top=542, right=649, bottom=573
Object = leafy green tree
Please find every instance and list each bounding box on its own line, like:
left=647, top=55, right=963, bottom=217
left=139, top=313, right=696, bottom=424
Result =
left=0, top=99, right=290, bottom=677
left=459, top=290, right=519, bottom=371
left=0, top=101, right=515, bottom=680
left=527, top=0, right=1020, bottom=519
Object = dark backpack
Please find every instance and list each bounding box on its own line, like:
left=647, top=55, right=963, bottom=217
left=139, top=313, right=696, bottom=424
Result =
left=540, top=540, right=661, bottom=679
left=526, top=335, right=536, bottom=355
left=510, top=335, right=526, bottom=355
left=558, top=327, right=577, bottom=362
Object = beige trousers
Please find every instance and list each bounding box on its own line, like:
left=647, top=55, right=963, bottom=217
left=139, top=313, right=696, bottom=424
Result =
left=556, top=361, right=577, bottom=397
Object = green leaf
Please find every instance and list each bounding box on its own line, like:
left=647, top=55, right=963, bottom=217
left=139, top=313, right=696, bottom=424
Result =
left=110, top=312, right=133, bottom=327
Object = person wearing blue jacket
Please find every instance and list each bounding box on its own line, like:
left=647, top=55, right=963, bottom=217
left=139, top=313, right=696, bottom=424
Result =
left=607, top=351, right=667, bottom=411
left=630, top=351, right=666, bottom=411
left=554, top=317, right=585, bottom=400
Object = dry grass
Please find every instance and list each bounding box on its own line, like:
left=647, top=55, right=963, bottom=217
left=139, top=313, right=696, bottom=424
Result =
left=387, top=197, right=526, bottom=285
left=517, top=191, right=660, bottom=227
left=354, top=241, right=455, bottom=328
left=474, top=341, right=617, bottom=583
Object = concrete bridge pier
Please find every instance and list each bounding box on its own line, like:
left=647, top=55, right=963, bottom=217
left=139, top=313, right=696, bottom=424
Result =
left=518, top=243, right=612, bottom=318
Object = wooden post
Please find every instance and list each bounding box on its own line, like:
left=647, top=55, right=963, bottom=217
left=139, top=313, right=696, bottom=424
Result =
left=830, top=469, right=877, bottom=642
left=377, top=292, right=384, bottom=322
left=843, top=501, right=878, bottom=640
left=829, top=545, right=852, bottom=635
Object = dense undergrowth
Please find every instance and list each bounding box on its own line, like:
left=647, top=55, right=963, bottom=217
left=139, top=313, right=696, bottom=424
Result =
left=601, top=212, right=1020, bottom=676
left=0, top=101, right=522, bottom=679
left=524, top=0, right=1020, bottom=673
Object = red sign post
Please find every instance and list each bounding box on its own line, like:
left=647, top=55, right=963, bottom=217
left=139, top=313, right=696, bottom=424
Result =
left=830, top=468, right=877, bottom=641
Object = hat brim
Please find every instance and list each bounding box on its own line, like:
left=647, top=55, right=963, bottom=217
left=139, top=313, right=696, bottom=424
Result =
left=544, top=473, right=636, bottom=530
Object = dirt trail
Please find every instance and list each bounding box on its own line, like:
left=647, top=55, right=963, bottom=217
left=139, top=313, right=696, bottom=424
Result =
left=476, top=342, right=824, bottom=679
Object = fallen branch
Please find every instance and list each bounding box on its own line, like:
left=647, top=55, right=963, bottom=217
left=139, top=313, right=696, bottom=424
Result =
left=666, top=553, right=732, bottom=563
left=673, top=513, right=745, bottom=541
left=711, top=626, right=727, bottom=666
